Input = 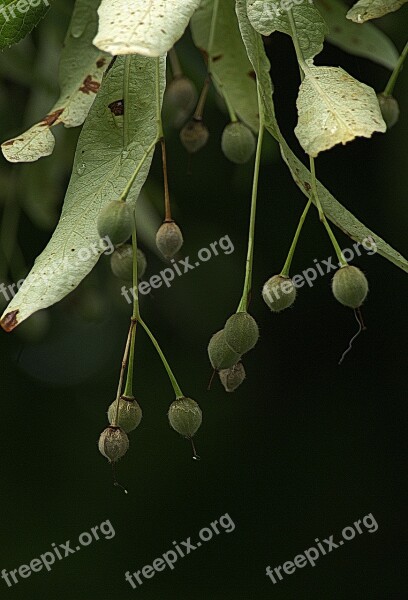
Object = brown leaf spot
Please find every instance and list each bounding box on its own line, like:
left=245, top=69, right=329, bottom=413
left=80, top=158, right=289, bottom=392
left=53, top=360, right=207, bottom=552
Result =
left=96, top=57, right=106, bottom=68
left=2, top=140, right=15, bottom=146
left=108, top=99, right=124, bottom=116
left=41, top=109, right=64, bottom=127
left=212, top=54, right=223, bottom=62
left=79, top=75, right=100, bottom=95
left=1, top=310, right=19, bottom=332
left=248, top=70, right=256, bottom=81
left=304, top=181, right=311, bottom=191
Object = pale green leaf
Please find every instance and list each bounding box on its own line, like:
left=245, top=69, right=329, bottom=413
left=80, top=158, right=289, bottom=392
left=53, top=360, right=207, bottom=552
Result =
left=247, top=0, right=327, bottom=61
left=235, top=0, right=408, bottom=273
left=0, top=56, right=165, bottom=330
left=294, top=66, right=386, bottom=157
left=347, top=0, right=407, bottom=22
left=0, top=0, right=50, bottom=50
left=316, top=0, right=399, bottom=70
left=1, top=0, right=109, bottom=163
left=93, top=0, right=201, bottom=57
left=190, top=0, right=259, bottom=132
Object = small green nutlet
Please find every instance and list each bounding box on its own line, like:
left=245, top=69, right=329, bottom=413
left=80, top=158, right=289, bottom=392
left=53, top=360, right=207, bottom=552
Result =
left=332, top=265, right=368, bottom=309
left=168, top=397, right=202, bottom=438
left=208, top=329, right=241, bottom=370
left=107, top=396, right=143, bottom=433
left=110, top=244, right=147, bottom=282
left=224, top=312, right=259, bottom=354
left=165, top=76, right=198, bottom=114
left=98, top=426, right=129, bottom=463
left=156, top=220, right=183, bottom=259
left=262, top=275, right=297, bottom=312
left=97, top=201, right=133, bottom=246
left=377, top=93, right=399, bottom=129
left=221, top=122, right=256, bottom=164
left=219, top=362, right=246, bottom=393
left=180, top=118, right=209, bottom=153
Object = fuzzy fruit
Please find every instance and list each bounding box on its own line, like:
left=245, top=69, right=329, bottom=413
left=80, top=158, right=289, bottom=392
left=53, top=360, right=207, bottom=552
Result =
left=219, top=362, right=246, bottom=392
left=110, top=244, right=147, bottom=281
left=262, top=275, right=296, bottom=312
left=97, top=201, right=133, bottom=246
left=221, top=122, right=255, bottom=164
left=156, top=221, right=183, bottom=258
left=377, top=93, right=399, bottom=129
left=107, top=396, right=142, bottom=433
left=332, top=265, right=368, bottom=309
left=98, top=426, right=129, bottom=462
left=165, top=77, right=197, bottom=114
left=208, top=329, right=241, bottom=370
left=224, top=312, right=259, bottom=354
left=168, top=397, right=202, bottom=438
left=180, top=119, right=209, bottom=153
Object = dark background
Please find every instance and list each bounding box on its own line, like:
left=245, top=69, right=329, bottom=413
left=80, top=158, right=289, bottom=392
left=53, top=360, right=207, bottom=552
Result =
left=0, top=2, right=407, bottom=598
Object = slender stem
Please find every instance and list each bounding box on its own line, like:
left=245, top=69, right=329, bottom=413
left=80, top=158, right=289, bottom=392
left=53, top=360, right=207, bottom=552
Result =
left=138, top=318, right=184, bottom=399
left=161, top=138, right=172, bottom=221
left=156, top=57, right=164, bottom=138
left=288, top=9, right=346, bottom=268
left=309, top=157, right=346, bottom=266
left=194, top=76, right=210, bottom=120
left=123, top=56, right=131, bottom=150
left=168, top=47, right=182, bottom=78
left=237, top=88, right=265, bottom=312
left=118, top=139, right=157, bottom=203
left=207, top=0, right=220, bottom=69
left=124, top=212, right=140, bottom=397
left=280, top=198, right=312, bottom=277
left=113, top=319, right=136, bottom=426
left=384, top=40, right=408, bottom=96
left=287, top=10, right=308, bottom=76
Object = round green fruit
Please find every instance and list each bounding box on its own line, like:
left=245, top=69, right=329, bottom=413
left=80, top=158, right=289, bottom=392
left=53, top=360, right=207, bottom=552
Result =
left=262, top=275, right=296, bottom=312
left=97, top=201, right=133, bottom=246
left=165, top=76, right=197, bottom=115
left=168, top=397, right=202, bottom=438
left=107, top=396, right=142, bottom=433
left=110, top=244, right=147, bottom=281
left=208, top=329, right=241, bottom=370
left=224, top=312, right=259, bottom=354
left=332, top=265, right=368, bottom=309
left=221, top=122, right=255, bottom=164
left=377, top=93, right=399, bottom=129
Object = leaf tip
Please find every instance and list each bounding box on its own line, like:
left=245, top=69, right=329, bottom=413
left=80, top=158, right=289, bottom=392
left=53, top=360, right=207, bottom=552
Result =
left=1, top=310, right=19, bottom=333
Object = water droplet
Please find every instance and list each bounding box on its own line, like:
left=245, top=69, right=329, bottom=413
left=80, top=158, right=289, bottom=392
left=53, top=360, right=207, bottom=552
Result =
left=77, top=162, right=86, bottom=176
left=70, top=22, right=86, bottom=38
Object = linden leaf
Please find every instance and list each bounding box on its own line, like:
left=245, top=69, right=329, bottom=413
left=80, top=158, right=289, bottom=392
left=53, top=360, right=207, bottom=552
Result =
left=235, top=0, right=408, bottom=273
left=1, top=0, right=109, bottom=163
left=0, top=55, right=165, bottom=331
left=316, top=0, right=399, bottom=70
left=247, top=0, right=327, bottom=61
left=0, top=0, right=50, bottom=50
left=93, top=0, right=201, bottom=57
left=294, top=66, right=386, bottom=157
left=346, top=0, right=408, bottom=22
left=190, top=0, right=259, bottom=132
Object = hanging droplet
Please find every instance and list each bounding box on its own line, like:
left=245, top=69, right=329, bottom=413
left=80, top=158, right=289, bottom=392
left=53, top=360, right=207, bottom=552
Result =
left=76, top=162, right=86, bottom=175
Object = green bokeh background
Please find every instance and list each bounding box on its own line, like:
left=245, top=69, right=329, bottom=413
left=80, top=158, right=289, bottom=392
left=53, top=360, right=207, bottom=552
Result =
left=0, top=2, right=407, bottom=599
